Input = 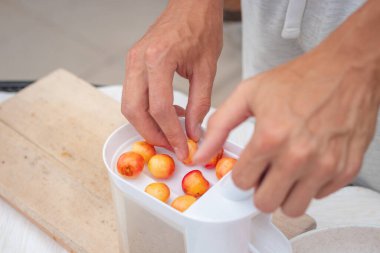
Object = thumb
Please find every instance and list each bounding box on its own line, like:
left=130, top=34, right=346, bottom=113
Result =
left=185, top=67, right=214, bottom=141
left=193, top=83, right=252, bottom=164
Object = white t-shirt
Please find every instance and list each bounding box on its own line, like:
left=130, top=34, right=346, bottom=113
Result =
left=241, top=0, right=380, bottom=192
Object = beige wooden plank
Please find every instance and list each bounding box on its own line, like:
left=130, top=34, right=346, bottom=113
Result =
left=273, top=210, right=316, bottom=239
left=0, top=69, right=125, bottom=203
left=0, top=121, right=118, bottom=253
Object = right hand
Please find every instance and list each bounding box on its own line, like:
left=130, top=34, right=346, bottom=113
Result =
left=193, top=42, right=380, bottom=216
left=121, top=0, right=223, bottom=160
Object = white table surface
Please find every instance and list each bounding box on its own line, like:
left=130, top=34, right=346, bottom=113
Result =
left=1, top=87, right=380, bottom=253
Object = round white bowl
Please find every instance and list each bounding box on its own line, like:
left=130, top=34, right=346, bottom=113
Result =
left=291, top=226, right=380, bottom=253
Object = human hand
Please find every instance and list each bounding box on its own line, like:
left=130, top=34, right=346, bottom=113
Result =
left=193, top=44, right=380, bottom=216
left=121, top=0, right=223, bottom=160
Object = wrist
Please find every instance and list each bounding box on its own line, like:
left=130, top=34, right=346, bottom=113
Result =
left=162, top=0, right=223, bottom=46
left=167, top=0, right=223, bottom=15
left=168, top=0, right=223, bottom=7
left=162, top=0, right=223, bottom=29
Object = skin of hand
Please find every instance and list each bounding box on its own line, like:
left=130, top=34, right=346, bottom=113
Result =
left=121, top=0, right=223, bottom=160
left=193, top=0, right=380, bottom=217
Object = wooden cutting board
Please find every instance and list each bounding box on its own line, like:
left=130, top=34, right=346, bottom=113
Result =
left=0, top=69, right=316, bottom=253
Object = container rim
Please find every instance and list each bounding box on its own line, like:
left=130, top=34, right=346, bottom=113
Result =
left=102, top=120, right=259, bottom=224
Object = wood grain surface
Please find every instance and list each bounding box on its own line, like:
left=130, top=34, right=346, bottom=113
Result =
left=0, top=69, right=315, bottom=252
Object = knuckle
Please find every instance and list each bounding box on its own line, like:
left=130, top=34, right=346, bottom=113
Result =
left=149, top=102, right=169, bottom=118
left=287, top=145, right=310, bottom=168
left=318, top=154, right=338, bottom=175
left=341, top=170, right=355, bottom=183
left=286, top=141, right=316, bottom=169
left=256, top=126, right=287, bottom=151
left=350, top=158, right=363, bottom=173
left=126, top=47, right=140, bottom=65
left=144, top=43, right=167, bottom=66
left=121, top=102, right=138, bottom=120
left=342, top=161, right=362, bottom=182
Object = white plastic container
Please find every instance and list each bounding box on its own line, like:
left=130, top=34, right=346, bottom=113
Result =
left=103, top=120, right=292, bottom=253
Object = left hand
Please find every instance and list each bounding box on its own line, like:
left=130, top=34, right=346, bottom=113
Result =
left=121, top=0, right=223, bottom=160
left=193, top=43, right=380, bottom=217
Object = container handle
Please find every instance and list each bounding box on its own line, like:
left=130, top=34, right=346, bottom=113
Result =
left=249, top=214, right=292, bottom=253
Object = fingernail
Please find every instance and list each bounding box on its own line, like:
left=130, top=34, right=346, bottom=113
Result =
left=174, top=147, right=186, bottom=161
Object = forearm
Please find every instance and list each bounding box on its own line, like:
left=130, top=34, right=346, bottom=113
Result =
left=153, top=0, right=224, bottom=48
left=165, top=0, right=224, bottom=23
left=317, top=0, right=380, bottom=105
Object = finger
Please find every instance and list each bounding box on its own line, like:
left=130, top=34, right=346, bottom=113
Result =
left=282, top=142, right=342, bottom=216
left=316, top=137, right=362, bottom=199
left=281, top=154, right=337, bottom=217
left=254, top=165, right=297, bottom=213
left=231, top=131, right=274, bottom=190
left=253, top=141, right=314, bottom=213
left=185, top=64, right=214, bottom=141
left=122, top=48, right=170, bottom=149
left=193, top=84, right=251, bottom=164
left=316, top=106, right=377, bottom=198
left=145, top=47, right=188, bottom=160
left=174, top=105, right=186, bottom=117
left=280, top=179, right=316, bottom=217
